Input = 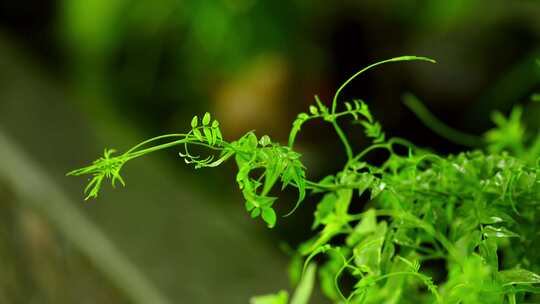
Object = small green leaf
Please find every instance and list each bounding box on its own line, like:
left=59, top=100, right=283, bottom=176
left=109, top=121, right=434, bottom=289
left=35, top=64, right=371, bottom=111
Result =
left=499, top=268, right=540, bottom=286
left=282, top=163, right=306, bottom=217
left=202, top=112, right=211, bottom=125
left=259, top=135, right=271, bottom=146
left=346, top=209, right=377, bottom=245
left=203, top=127, right=213, bottom=145
left=314, top=96, right=328, bottom=114
left=288, top=254, right=303, bottom=286
left=261, top=207, right=277, bottom=228
left=214, top=127, right=223, bottom=142
left=355, top=100, right=372, bottom=122
left=483, top=226, right=519, bottom=238
left=369, top=180, right=386, bottom=200
left=245, top=200, right=256, bottom=211
left=290, top=263, right=317, bottom=304
left=246, top=133, right=258, bottom=148
left=352, top=221, right=387, bottom=275
left=193, top=129, right=203, bottom=141
left=318, top=250, right=344, bottom=301
left=309, top=105, right=318, bottom=115
left=211, top=127, right=218, bottom=145
left=298, top=113, right=309, bottom=120
left=251, top=208, right=261, bottom=218
left=191, top=116, right=198, bottom=128
left=212, top=120, right=219, bottom=128
left=250, top=290, right=289, bottom=304
left=312, top=193, right=337, bottom=229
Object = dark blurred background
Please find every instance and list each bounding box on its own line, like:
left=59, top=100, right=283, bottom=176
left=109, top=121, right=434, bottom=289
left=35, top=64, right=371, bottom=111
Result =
left=1, top=1, right=540, bottom=303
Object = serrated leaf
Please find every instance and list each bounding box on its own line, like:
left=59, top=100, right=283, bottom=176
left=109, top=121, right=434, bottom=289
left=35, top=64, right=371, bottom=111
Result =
left=355, top=100, right=372, bottom=122
left=283, top=163, right=306, bottom=216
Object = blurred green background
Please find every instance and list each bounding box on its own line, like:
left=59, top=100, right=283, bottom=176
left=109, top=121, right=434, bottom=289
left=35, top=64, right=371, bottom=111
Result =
left=1, top=1, right=540, bottom=303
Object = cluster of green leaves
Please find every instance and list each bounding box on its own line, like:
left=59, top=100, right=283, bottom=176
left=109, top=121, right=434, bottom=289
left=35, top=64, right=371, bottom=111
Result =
left=70, top=56, right=540, bottom=303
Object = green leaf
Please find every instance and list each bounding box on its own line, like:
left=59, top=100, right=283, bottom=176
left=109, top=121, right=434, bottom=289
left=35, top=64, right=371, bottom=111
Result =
left=259, top=135, right=271, bottom=146
left=216, top=128, right=223, bottom=141
left=251, top=208, right=261, bottom=218
left=246, top=132, right=258, bottom=149
left=309, top=105, right=318, bottom=115
left=211, top=127, right=218, bottom=145
left=203, top=127, right=213, bottom=145
left=290, top=263, right=316, bottom=304
left=499, top=268, right=540, bottom=286
left=191, top=116, right=198, bottom=128
left=288, top=255, right=303, bottom=286
left=479, top=237, right=498, bottom=270
left=483, top=226, right=519, bottom=238
left=282, top=161, right=306, bottom=217
left=245, top=200, right=256, bottom=211
left=319, top=249, right=345, bottom=301
left=369, top=180, right=386, bottom=200
left=352, top=221, right=387, bottom=275
left=312, top=193, right=337, bottom=229
left=250, top=290, right=289, bottom=304
left=346, top=209, right=377, bottom=246
left=193, top=128, right=203, bottom=141
left=288, top=114, right=309, bottom=147
left=353, top=99, right=372, bottom=122
left=202, top=112, right=211, bottom=125
left=314, top=95, right=328, bottom=114
left=262, top=207, right=277, bottom=228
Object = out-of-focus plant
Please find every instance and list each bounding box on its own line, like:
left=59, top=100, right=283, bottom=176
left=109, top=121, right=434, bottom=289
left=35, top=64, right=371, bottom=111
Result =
left=70, top=57, right=540, bottom=303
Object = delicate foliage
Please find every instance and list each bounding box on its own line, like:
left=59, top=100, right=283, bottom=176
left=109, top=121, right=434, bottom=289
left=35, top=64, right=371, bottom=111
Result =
left=70, top=56, right=540, bottom=303
left=67, top=149, right=127, bottom=200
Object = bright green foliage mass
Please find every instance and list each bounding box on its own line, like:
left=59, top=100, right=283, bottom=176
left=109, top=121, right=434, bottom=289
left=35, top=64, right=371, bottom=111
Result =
left=69, top=56, right=540, bottom=303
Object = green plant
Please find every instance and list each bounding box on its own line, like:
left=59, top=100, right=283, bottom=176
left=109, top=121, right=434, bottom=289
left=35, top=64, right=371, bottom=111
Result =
left=69, top=56, right=540, bottom=303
